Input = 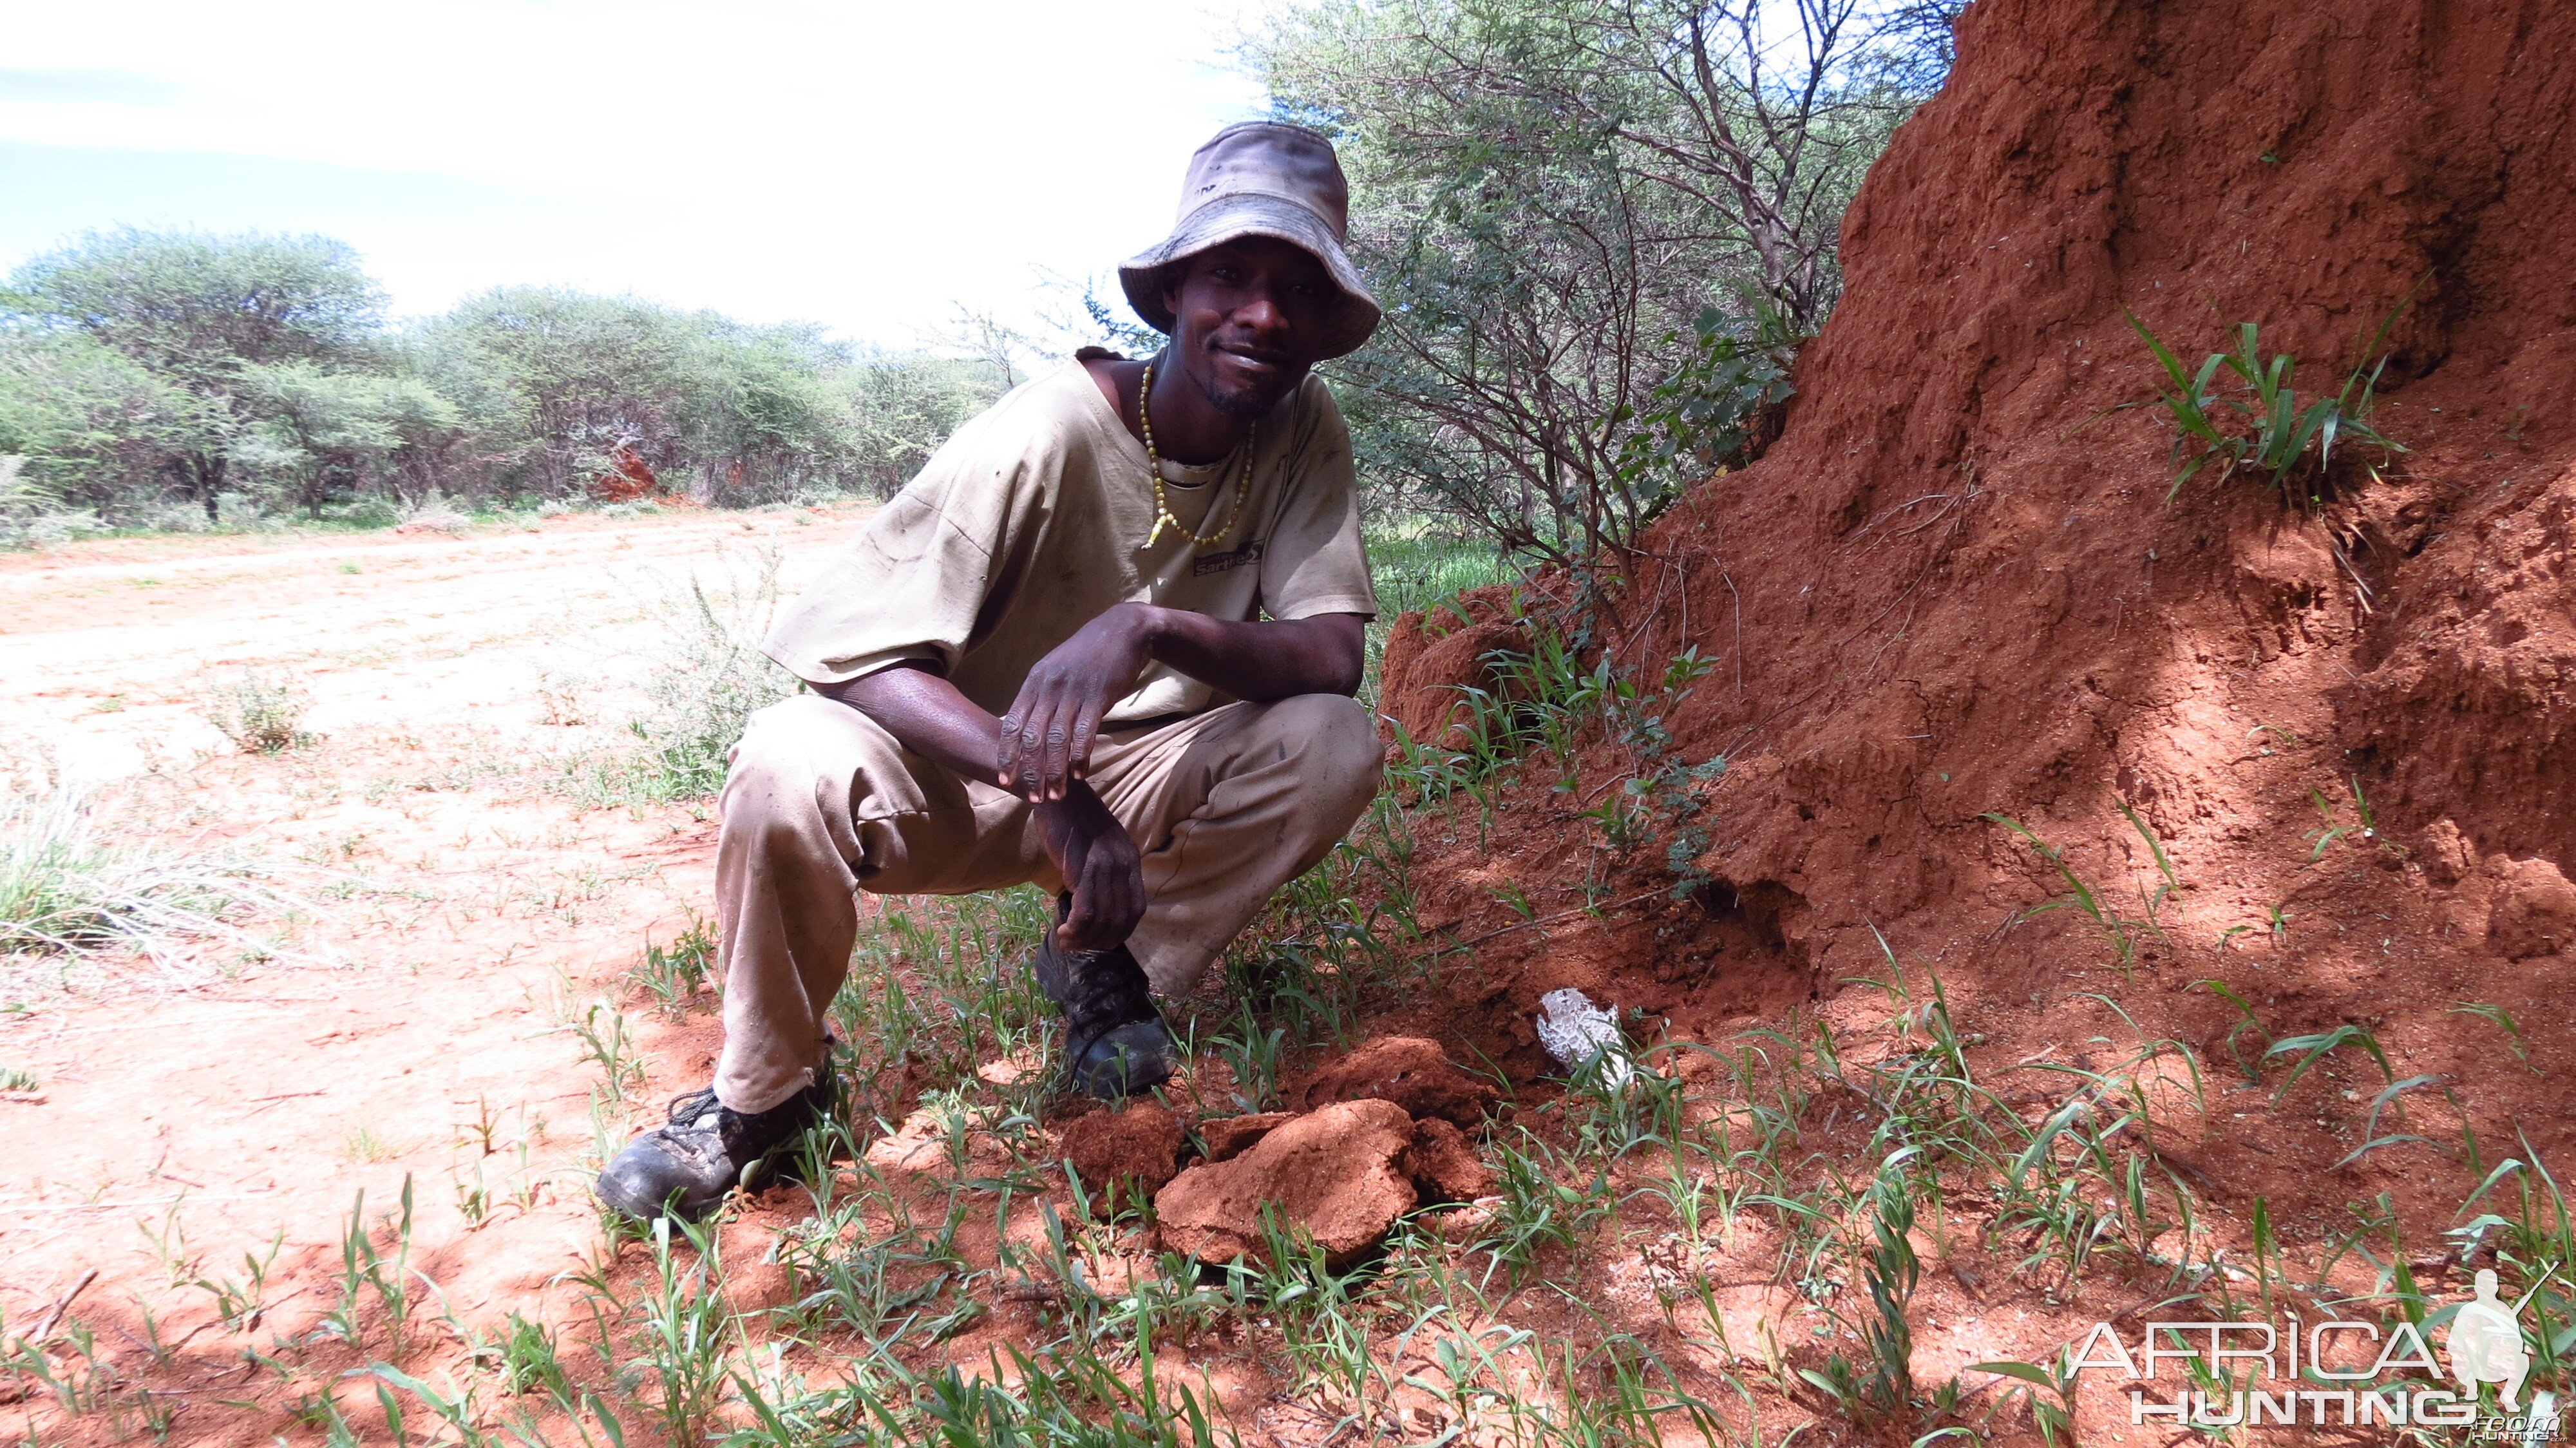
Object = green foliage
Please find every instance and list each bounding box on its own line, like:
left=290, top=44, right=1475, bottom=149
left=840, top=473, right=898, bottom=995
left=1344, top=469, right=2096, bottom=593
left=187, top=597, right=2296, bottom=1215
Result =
left=2262, top=1022, right=2394, bottom=1104
left=2450, top=1001, right=2531, bottom=1065
left=0, top=332, right=198, bottom=528
left=1255, top=0, right=1935, bottom=560
left=632, top=913, right=719, bottom=1014
left=319, top=1176, right=422, bottom=1355
left=634, top=1217, right=737, bottom=1443
left=2127, top=307, right=2408, bottom=506
left=0, top=229, right=1005, bottom=535
left=3, top=227, right=383, bottom=524
left=1615, top=301, right=1800, bottom=524
left=413, top=286, right=995, bottom=505
left=1970, top=1355, right=2079, bottom=1445
left=1982, top=812, right=2162, bottom=973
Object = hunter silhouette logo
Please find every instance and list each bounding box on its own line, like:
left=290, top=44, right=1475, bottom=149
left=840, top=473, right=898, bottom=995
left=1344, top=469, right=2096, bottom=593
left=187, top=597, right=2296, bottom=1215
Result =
left=2449, top=1268, right=2552, bottom=1413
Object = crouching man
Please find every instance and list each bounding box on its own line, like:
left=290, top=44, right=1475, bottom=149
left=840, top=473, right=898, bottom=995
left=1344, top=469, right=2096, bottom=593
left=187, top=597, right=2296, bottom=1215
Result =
left=599, top=122, right=1387, bottom=1221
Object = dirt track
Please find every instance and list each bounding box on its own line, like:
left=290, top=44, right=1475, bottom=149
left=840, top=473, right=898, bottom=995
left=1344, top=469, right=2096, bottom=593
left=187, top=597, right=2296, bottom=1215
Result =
left=0, top=505, right=871, bottom=1440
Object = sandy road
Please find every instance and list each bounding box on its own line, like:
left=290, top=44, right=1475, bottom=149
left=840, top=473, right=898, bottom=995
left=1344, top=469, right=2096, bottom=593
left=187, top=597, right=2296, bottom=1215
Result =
left=0, top=504, right=879, bottom=1445
left=1, top=504, right=870, bottom=783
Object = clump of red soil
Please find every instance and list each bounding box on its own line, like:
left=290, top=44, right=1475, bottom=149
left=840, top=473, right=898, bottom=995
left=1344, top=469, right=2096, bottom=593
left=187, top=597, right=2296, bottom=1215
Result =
left=1197, top=1110, right=1293, bottom=1161
left=1294, top=1034, right=1497, bottom=1129
left=1057, top=1100, right=1188, bottom=1197
left=1378, top=611, right=1528, bottom=748
left=587, top=444, right=661, bottom=502
left=1157, top=1099, right=1420, bottom=1266
left=1380, top=0, right=2576, bottom=1235
left=1400, top=1116, right=1494, bottom=1203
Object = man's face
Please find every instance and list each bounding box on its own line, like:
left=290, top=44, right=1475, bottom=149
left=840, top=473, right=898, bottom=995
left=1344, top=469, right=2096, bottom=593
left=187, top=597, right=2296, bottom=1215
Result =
left=1160, top=237, right=1334, bottom=419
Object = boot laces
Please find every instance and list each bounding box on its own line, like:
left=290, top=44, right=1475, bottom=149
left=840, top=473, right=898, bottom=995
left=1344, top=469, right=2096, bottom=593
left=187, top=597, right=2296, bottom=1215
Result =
left=665, top=1087, right=721, bottom=1128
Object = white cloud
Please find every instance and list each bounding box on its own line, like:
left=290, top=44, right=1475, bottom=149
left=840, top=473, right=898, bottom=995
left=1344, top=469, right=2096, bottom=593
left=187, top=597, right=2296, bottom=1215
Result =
left=0, top=0, right=1279, bottom=345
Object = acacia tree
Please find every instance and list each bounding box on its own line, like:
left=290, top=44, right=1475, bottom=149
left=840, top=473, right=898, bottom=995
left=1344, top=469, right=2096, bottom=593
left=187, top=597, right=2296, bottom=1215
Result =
left=0, top=331, right=200, bottom=515
left=0, top=230, right=1024, bottom=526
left=1253, top=0, right=1951, bottom=563
left=245, top=363, right=463, bottom=519
left=3, top=229, right=385, bottom=520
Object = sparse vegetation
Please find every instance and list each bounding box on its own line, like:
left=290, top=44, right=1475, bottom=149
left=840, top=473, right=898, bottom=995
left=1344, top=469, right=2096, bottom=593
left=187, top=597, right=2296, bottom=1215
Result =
left=1, top=7, right=2559, bottom=1434
left=1982, top=810, right=2158, bottom=973
left=2128, top=306, right=2409, bottom=505
left=0, top=228, right=1009, bottom=538
left=204, top=666, right=316, bottom=753
left=631, top=913, right=718, bottom=1013
left=566, top=546, right=799, bottom=807
left=0, top=777, right=300, bottom=975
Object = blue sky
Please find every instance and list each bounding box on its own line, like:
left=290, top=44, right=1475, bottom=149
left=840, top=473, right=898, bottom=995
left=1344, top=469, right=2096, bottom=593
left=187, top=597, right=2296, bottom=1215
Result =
left=0, top=1, right=1276, bottom=349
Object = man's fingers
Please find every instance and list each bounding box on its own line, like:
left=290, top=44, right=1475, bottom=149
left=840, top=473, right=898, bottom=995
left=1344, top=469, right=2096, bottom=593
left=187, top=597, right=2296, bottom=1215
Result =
left=1066, top=694, right=1108, bottom=784
left=996, top=705, right=1025, bottom=786
left=1055, top=852, right=1142, bottom=951
left=1014, top=694, right=1059, bottom=801
left=1040, top=696, right=1080, bottom=802
left=1063, top=881, right=1112, bottom=948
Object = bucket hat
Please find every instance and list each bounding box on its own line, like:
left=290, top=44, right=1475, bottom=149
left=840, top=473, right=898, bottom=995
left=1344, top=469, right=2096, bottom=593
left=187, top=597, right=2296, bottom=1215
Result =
left=1119, top=122, right=1381, bottom=359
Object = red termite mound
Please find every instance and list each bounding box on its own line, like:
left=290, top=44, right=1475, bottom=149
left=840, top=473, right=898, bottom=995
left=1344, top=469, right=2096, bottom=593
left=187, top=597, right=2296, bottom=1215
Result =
left=1384, top=0, right=2576, bottom=1221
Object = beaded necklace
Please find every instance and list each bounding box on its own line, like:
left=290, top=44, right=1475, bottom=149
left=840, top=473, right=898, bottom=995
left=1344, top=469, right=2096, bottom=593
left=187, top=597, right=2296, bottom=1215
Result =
left=1137, top=361, right=1254, bottom=549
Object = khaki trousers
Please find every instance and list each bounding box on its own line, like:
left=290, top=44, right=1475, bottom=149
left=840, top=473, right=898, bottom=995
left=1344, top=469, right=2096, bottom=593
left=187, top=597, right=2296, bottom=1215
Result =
left=712, top=692, right=1382, bottom=1111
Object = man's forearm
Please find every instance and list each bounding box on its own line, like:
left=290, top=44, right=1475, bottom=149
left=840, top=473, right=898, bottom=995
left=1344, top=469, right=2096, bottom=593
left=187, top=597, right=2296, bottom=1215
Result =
left=1135, top=606, right=1364, bottom=701
left=816, top=664, right=1002, bottom=785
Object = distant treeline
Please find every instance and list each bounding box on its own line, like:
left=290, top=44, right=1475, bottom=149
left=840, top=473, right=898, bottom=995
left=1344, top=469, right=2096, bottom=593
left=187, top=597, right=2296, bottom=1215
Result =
left=0, top=229, right=1005, bottom=537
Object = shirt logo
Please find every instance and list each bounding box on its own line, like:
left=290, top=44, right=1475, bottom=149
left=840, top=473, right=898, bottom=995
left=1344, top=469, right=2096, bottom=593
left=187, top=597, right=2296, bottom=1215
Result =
left=1192, top=540, right=1265, bottom=576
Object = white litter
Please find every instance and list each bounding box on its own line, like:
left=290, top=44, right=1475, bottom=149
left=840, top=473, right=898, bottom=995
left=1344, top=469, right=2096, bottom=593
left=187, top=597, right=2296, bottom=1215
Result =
left=1535, top=987, right=1633, bottom=1090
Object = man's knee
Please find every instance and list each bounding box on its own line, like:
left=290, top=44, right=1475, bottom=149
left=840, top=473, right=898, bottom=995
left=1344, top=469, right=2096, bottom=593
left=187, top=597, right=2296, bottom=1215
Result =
left=1264, top=692, right=1381, bottom=821
left=719, top=695, right=854, bottom=833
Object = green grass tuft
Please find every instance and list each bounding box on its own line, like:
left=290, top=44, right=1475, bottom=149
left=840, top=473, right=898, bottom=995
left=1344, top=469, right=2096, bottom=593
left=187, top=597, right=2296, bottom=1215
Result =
left=0, top=780, right=304, bottom=975
left=2126, top=303, right=2410, bottom=506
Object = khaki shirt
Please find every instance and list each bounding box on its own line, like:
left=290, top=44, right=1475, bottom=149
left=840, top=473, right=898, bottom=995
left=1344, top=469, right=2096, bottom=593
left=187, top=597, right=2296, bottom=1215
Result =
left=764, top=357, right=1376, bottom=723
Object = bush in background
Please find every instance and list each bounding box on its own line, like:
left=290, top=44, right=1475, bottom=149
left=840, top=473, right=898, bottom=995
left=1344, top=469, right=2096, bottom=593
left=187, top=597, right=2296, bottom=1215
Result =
left=0, top=229, right=1010, bottom=539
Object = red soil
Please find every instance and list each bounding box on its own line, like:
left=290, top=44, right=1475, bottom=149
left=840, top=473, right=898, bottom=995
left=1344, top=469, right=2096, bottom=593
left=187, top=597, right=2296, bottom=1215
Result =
left=1292, top=1034, right=1497, bottom=1129
left=1384, top=0, right=2576, bottom=1244
left=1156, top=1098, right=1419, bottom=1268
left=1398, top=1116, right=1493, bottom=1204
left=1197, top=1110, right=1293, bottom=1162
left=1057, top=1099, right=1189, bottom=1197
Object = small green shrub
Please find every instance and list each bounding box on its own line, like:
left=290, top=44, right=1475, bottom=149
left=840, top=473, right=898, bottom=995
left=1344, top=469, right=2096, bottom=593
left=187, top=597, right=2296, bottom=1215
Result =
left=204, top=669, right=316, bottom=754
left=2127, top=307, right=2407, bottom=505
left=1616, top=300, right=1800, bottom=526
left=631, top=914, right=717, bottom=1013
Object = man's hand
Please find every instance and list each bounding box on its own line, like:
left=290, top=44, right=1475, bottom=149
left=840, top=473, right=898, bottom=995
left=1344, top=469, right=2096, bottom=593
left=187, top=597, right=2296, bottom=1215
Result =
left=998, top=603, right=1155, bottom=803
left=996, top=604, right=1365, bottom=805
left=832, top=604, right=1363, bottom=948
left=1036, top=783, right=1145, bottom=948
